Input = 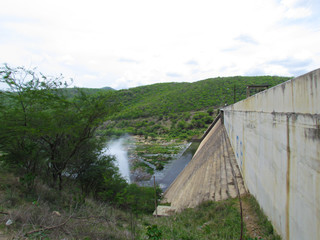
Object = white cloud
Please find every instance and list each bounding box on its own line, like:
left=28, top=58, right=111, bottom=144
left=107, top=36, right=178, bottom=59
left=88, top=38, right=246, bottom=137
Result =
left=280, top=0, right=314, bottom=19
left=285, top=7, right=312, bottom=19
left=0, top=0, right=319, bottom=89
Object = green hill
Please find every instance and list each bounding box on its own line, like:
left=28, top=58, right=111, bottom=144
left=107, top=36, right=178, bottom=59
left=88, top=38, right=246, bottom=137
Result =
left=60, top=87, right=114, bottom=97
left=103, top=75, right=291, bottom=140
left=113, top=76, right=291, bottom=120
left=101, top=86, right=115, bottom=91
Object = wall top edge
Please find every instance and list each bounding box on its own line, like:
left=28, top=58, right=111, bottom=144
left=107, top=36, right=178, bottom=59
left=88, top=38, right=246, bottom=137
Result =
left=222, top=68, right=320, bottom=114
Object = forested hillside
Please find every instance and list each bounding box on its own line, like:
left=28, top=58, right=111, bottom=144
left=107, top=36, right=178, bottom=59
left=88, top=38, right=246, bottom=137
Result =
left=105, top=75, right=291, bottom=140
left=113, top=76, right=291, bottom=120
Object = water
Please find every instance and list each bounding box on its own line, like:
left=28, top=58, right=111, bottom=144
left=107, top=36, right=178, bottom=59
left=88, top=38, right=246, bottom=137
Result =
left=155, top=142, right=199, bottom=191
left=105, top=136, right=131, bottom=183
left=136, top=142, right=200, bottom=191
left=105, top=135, right=199, bottom=190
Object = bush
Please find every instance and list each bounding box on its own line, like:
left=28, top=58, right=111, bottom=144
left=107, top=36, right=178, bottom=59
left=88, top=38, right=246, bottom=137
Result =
left=116, top=184, right=162, bottom=214
left=146, top=225, right=162, bottom=240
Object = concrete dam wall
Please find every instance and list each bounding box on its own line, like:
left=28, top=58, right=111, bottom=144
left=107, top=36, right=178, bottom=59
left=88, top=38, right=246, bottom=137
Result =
left=223, top=69, right=320, bottom=240
left=162, top=119, right=246, bottom=212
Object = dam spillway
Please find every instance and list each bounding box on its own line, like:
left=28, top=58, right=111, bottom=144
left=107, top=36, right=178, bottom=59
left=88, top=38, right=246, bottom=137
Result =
left=161, top=118, right=246, bottom=212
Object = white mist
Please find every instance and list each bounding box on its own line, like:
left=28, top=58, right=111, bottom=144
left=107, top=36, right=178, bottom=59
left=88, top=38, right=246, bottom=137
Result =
left=105, top=136, right=131, bottom=183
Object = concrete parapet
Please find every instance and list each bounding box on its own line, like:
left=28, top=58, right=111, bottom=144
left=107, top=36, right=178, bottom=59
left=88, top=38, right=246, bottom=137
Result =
left=223, top=68, right=320, bottom=240
left=225, top=68, right=319, bottom=114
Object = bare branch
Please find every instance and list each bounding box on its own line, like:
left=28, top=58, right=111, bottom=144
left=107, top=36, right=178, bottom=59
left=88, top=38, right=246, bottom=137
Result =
left=24, top=215, right=72, bottom=236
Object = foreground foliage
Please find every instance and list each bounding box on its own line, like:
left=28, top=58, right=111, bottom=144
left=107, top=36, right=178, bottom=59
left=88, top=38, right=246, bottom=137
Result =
left=142, top=197, right=281, bottom=240
left=0, top=172, right=281, bottom=240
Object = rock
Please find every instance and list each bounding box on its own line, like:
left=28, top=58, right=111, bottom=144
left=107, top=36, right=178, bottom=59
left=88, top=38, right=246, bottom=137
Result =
left=153, top=206, right=176, bottom=217
left=5, top=219, right=13, bottom=226
left=52, top=211, right=61, bottom=216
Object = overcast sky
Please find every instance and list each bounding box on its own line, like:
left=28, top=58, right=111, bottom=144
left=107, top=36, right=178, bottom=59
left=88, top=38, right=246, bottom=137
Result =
left=0, top=0, right=319, bottom=90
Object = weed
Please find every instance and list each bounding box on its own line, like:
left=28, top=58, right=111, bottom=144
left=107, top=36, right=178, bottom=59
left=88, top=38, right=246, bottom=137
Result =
left=146, top=224, right=162, bottom=240
left=142, top=199, right=246, bottom=240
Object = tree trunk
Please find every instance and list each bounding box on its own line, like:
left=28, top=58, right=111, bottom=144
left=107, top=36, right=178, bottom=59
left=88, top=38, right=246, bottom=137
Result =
left=51, top=173, right=57, bottom=189
left=58, top=173, right=62, bottom=191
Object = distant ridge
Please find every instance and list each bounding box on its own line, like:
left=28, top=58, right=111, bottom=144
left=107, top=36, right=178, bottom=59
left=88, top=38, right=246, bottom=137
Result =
left=112, top=75, right=291, bottom=120
left=101, top=86, right=115, bottom=91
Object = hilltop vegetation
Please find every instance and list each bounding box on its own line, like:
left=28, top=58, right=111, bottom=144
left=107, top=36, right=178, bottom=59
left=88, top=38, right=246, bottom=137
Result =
left=113, top=76, right=290, bottom=119
left=105, top=75, right=291, bottom=140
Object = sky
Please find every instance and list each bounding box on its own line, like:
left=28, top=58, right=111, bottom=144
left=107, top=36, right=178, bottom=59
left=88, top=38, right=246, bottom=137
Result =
left=0, top=0, right=319, bottom=90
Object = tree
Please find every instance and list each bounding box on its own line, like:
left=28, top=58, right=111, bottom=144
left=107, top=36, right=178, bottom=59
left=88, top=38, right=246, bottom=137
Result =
left=0, top=64, right=120, bottom=190
left=0, top=64, right=68, bottom=189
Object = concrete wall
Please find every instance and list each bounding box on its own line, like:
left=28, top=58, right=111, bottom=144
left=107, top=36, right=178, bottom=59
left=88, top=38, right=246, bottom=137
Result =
left=223, top=69, right=320, bottom=240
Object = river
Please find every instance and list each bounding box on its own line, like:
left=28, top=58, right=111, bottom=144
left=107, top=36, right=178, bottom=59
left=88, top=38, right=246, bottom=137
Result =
left=105, top=135, right=199, bottom=191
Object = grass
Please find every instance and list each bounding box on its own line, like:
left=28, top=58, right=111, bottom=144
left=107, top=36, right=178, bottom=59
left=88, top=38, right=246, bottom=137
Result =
left=140, top=196, right=282, bottom=240
left=1, top=199, right=133, bottom=239
left=141, top=198, right=247, bottom=240
left=0, top=166, right=281, bottom=240
left=0, top=167, right=134, bottom=239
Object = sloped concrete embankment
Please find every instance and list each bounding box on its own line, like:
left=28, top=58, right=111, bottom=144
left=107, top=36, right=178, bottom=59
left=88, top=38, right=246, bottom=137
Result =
left=161, top=119, right=246, bottom=213
left=223, top=68, right=320, bottom=240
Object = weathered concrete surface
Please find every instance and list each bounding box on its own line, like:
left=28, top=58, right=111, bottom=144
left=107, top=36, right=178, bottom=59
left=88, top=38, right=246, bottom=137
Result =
left=161, top=119, right=246, bottom=212
left=154, top=205, right=176, bottom=217
left=223, top=68, right=320, bottom=240
left=226, top=69, right=320, bottom=114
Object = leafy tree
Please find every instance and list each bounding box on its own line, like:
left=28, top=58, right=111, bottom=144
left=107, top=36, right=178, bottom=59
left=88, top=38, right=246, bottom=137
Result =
left=0, top=64, right=120, bottom=190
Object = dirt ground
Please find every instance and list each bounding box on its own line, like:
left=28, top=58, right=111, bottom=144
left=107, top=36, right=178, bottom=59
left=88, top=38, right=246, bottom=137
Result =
left=0, top=230, right=8, bottom=240
left=240, top=195, right=265, bottom=239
